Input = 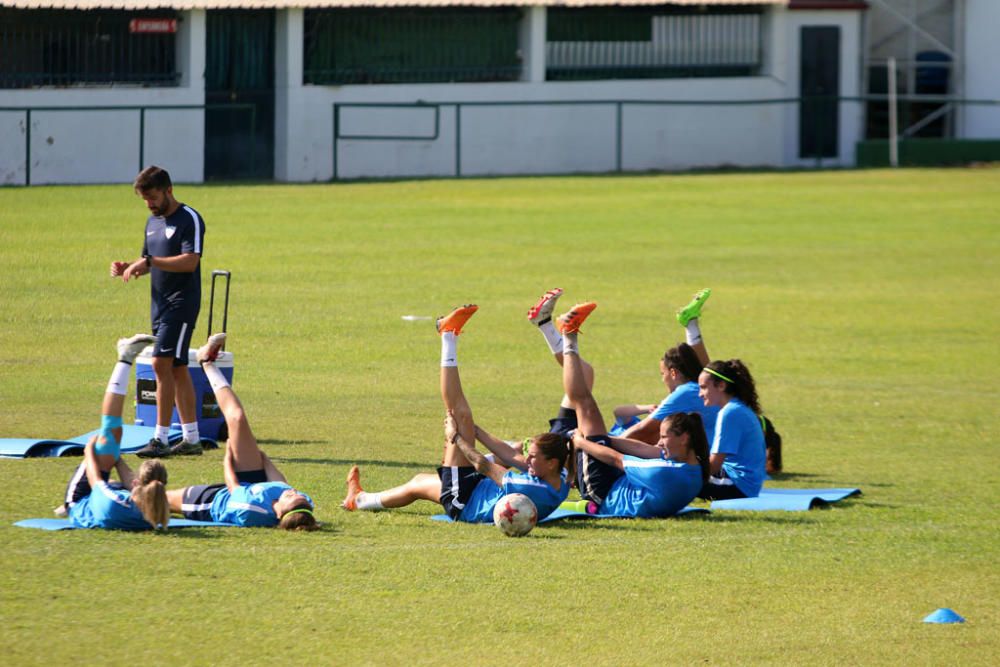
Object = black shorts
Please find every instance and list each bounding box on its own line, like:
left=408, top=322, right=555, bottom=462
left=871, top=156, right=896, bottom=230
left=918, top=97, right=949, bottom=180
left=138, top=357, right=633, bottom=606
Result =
left=437, top=466, right=485, bottom=520
left=698, top=474, right=749, bottom=501
left=181, top=483, right=226, bottom=521
left=152, top=315, right=196, bottom=367
left=63, top=465, right=110, bottom=508
left=575, top=434, right=623, bottom=505
left=548, top=411, right=578, bottom=438
left=236, top=469, right=267, bottom=484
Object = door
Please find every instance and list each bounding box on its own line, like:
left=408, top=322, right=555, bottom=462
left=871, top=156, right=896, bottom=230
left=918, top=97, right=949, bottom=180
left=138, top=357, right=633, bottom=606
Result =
left=799, top=26, right=840, bottom=159
left=204, top=10, right=275, bottom=180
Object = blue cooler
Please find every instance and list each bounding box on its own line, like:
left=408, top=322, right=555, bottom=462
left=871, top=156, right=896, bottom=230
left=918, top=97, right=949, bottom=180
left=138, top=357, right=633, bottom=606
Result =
left=134, top=347, right=235, bottom=441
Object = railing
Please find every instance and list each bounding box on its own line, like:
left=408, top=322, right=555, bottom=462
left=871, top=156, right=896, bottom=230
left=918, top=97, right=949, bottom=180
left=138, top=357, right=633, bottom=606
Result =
left=331, top=95, right=1000, bottom=180
left=0, top=103, right=256, bottom=186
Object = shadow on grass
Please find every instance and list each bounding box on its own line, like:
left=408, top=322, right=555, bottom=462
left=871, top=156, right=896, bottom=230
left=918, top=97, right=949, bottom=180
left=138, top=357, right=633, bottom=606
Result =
left=257, top=439, right=328, bottom=446
left=270, top=457, right=428, bottom=470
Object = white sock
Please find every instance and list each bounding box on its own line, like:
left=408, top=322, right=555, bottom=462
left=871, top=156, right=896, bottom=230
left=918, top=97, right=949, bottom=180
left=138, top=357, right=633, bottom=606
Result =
left=106, top=362, right=131, bottom=396
left=355, top=492, right=384, bottom=511
left=562, top=332, right=579, bottom=356
left=685, top=318, right=703, bottom=346
left=539, top=321, right=563, bottom=355
left=203, top=362, right=231, bottom=391
left=181, top=422, right=200, bottom=444
left=441, top=331, right=458, bottom=367
left=155, top=424, right=171, bottom=444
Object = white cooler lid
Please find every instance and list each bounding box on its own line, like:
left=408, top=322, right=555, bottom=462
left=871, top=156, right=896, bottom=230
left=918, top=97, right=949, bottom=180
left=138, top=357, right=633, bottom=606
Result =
left=136, top=346, right=234, bottom=368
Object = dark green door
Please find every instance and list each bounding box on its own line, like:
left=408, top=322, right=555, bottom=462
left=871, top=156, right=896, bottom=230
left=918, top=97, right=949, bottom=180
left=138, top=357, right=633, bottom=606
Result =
left=799, top=26, right=840, bottom=159
left=205, top=10, right=275, bottom=180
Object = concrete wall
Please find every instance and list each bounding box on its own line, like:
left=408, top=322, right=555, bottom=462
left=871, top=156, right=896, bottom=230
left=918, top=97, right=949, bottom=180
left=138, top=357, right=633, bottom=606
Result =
left=0, top=11, right=206, bottom=186
left=961, top=0, right=1000, bottom=138
left=274, top=6, right=865, bottom=181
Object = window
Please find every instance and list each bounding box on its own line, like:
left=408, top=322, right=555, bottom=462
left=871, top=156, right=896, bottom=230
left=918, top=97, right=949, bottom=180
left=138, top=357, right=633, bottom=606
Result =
left=304, top=8, right=522, bottom=85
left=0, top=9, right=180, bottom=88
left=547, top=6, right=764, bottom=81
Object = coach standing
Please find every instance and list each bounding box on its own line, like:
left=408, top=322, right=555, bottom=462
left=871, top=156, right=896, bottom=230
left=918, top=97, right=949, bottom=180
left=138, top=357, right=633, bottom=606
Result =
left=110, top=166, right=206, bottom=458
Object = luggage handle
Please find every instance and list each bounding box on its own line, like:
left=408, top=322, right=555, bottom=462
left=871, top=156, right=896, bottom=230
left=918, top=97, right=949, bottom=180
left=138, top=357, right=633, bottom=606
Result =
left=208, top=270, right=231, bottom=347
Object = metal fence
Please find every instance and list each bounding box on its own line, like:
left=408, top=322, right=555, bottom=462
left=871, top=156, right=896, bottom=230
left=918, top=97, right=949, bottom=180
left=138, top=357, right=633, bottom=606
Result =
left=0, top=9, right=179, bottom=88
left=0, top=104, right=255, bottom=185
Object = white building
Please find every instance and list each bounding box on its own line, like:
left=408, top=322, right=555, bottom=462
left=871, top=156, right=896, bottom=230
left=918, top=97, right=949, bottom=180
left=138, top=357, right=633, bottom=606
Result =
left=0, top=0, right=996, bottom=185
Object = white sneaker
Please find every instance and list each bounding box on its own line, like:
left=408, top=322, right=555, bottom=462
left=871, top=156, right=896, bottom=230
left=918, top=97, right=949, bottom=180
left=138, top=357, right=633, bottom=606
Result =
left=196, top=332, right=227, bottom=363
left=117, top=334, right=156, bottom=364
left=526, top=288, right=563, bottom=326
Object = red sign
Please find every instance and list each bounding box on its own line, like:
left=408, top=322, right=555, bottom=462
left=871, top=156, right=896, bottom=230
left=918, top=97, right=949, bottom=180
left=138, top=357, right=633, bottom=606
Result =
left=129, top=19, right=177, bottom=34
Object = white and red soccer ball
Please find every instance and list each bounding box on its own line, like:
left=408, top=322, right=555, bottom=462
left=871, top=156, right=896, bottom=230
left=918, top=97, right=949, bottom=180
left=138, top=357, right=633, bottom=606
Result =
left=492, top=493, right=538, bottom=537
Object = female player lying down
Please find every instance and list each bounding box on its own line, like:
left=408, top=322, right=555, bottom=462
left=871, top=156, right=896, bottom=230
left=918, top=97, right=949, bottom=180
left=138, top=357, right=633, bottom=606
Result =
left=166, top=333, right=317, bottom=530
left=343, top=305, right=570, bottom=522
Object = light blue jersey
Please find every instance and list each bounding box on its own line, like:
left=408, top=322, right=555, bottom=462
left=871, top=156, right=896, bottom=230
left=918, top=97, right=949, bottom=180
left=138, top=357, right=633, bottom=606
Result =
left=211, top=482, right=314, bottom=527
left=459, top=469, right=569, bottom=524
left=69, top=481, right=152, bottom=531
left=711, top=398, right=766, bottom=497
left=598, top=455, right=702, bottom=518
left=608, top=382, right=719, bottom=442
left=651, top=382, right=720, bottom=444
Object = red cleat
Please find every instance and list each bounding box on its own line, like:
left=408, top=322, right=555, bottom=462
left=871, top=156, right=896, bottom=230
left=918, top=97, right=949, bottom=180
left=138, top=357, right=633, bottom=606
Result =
left=526, top=288, right=563, bottom=326
left=436, top=304, right=478, bottom=335
left=555, top=302, right=597, bottom=334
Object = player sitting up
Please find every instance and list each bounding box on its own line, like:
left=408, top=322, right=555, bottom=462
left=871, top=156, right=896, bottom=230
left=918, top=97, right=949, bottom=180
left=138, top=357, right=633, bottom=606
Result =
left=556, top=300, right=708, bottom=518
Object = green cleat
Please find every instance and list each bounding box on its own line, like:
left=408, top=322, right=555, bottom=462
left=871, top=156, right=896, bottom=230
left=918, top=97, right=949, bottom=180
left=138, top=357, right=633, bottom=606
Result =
left=676, top=288, right=712, bottom=327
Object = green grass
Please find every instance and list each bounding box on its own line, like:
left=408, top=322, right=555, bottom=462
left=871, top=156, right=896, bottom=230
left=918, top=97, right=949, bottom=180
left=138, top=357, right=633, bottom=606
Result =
left=1, top=169, right=998, bottom=665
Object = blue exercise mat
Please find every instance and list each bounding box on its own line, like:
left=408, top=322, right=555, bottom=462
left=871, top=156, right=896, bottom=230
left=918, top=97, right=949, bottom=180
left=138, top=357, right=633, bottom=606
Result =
left=710, top=487, right=861, bottom=511
left=14, top=518, right=236, bottom=531
left=431, top=505, right=709, bottom=524
left=0, top=426, right=199, bottom=459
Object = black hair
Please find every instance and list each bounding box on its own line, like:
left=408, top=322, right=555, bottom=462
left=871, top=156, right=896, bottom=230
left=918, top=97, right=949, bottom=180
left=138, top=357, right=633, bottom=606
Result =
left=134, top=165, right=172, bottom=192
left=662, top=342, right=704, bottom=382
left=665, top=412, right=710, bottom=484
left=704, top=359, right=762, bottom=415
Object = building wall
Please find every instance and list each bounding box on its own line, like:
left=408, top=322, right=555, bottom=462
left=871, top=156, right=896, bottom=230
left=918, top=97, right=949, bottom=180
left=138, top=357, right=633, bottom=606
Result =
left=961, top=0, right=1000, bottom=138
left=0, top=11, right=207, bottom=186
left=276, top=6, right=865, bottom=182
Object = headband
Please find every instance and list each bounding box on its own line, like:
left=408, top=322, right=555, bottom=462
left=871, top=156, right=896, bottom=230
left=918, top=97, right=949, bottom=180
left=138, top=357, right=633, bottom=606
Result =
left=283, top=508, right=314, bottom=519
left=704, top=367, right=735, bottom=384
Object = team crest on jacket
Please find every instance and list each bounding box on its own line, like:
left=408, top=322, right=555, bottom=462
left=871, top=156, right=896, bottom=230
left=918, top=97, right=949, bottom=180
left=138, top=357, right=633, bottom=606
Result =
left=165, top=226, right=176, bottom=239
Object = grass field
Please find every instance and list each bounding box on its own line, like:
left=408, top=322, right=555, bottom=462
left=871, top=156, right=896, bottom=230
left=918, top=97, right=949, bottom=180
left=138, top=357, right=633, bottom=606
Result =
left=1, top=169, right=998, bottom=665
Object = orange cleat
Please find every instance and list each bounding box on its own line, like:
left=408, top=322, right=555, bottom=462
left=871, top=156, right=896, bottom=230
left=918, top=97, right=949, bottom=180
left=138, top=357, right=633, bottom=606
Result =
left=436, top=304, right=478, bottom=335
left=526, top=288, right=563, bottom=326
left=555, top=302, right=597, bottom=334
left=342, top=465, right=363, bottom=511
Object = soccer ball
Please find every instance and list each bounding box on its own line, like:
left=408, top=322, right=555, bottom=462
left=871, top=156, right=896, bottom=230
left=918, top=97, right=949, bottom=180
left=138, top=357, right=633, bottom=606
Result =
left=492, top=493, right=538, bottom=537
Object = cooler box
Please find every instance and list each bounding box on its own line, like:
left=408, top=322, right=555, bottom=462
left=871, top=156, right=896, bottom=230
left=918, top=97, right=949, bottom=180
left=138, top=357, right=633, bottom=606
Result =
left=134, top=347, right=235, bottom=441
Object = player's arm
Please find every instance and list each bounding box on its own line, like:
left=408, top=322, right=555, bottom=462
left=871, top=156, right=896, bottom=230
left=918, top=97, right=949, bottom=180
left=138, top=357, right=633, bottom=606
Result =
left=149, top=253, right=200, bottom=273
left=445, top=413, right=506, bottom=485
left=709, top=453, right=727, bottom=476
left=222, top=443, right=241, bottom=492
left=619, top=415, right=662, bottom=444
left=259, top=451, right=289, bottom=484
left=82, top=439, right=107, bottom=489
left=571, top=431, right=624, bottom=471
left=473, top=423, right=528, bottom=472
left=606, top=435, right=663, bottom=460
left=114, top=457, right=136, bottom=488
left=613, top=403, right=657, bottom=421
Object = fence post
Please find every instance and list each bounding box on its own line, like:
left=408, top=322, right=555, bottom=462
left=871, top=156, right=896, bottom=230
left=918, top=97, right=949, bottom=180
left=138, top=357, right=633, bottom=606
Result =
left=888, top=57, right=899, bottom=167
left=25, top=109, right=31, bottom=186
left=139, top=107, right=146, bottom=172
left=455, top=104, right=462, bottom=178
left=615, top=102, right=623, bottom=173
